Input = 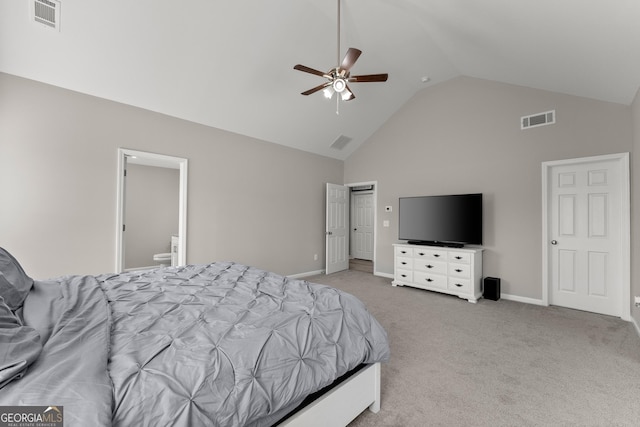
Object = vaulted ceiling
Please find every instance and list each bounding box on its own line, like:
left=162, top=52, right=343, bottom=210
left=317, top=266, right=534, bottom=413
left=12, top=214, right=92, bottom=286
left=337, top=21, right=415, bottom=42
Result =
left=1, top=0, right=639, bottom=160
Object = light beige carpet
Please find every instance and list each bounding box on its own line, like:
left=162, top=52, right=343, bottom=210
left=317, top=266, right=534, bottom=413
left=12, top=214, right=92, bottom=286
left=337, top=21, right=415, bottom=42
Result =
left=307, top=269, right=640, bottom=427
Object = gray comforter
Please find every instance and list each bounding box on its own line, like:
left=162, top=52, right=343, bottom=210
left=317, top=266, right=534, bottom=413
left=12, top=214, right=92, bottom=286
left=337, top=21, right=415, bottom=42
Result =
left=1, top=261, right=390, bottom=426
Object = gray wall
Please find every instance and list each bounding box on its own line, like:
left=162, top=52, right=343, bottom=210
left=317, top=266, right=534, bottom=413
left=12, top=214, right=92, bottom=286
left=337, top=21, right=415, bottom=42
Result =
left=632, top=88, right=640, bottom=328
left=1, top=71, right=638, bottom=320
left=0, top=72, right=343, bottom=279
left=124, top=164, right=179, bottom=269
left=345, top=76, right=632, bottom=301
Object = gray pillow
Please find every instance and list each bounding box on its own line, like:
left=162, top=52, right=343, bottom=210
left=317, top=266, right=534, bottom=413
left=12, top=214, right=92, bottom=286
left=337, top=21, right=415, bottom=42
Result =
left=0, top=296, right=42, bottom=388
left=0, top=247, right=34, bottom=310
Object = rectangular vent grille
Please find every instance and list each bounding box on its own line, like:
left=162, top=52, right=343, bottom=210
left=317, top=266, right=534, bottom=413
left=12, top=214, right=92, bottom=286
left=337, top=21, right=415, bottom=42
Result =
left=351, top=185, right=374, bottom=192
left=521, top=110, right=555, bottom=130
left=31, top=0, right=60, bottom=31
left=330, top=135, right=353, bottom=150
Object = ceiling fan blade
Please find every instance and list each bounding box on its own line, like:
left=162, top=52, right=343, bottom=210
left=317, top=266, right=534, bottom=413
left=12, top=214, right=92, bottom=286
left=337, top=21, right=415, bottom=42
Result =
left=339, top=48, right=362, bottom=74
left=294, top=64, right=329, bottom=78
left=301, top=82, right=331, bottom=96
left=348, top=73, right=389, bottom=83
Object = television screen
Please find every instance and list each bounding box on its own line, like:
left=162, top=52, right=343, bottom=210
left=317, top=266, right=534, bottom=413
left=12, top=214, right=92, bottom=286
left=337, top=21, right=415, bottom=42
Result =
left=398, top=193, right=482, bottom=246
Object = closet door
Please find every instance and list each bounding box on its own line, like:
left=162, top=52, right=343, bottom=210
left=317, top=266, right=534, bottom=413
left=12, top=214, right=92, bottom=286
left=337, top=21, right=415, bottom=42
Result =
left=544, top=154, right=629, bottom=318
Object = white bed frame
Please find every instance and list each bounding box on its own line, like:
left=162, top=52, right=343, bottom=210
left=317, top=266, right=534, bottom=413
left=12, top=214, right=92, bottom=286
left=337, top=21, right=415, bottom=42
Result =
left=279, top=363, right=381, bottom=426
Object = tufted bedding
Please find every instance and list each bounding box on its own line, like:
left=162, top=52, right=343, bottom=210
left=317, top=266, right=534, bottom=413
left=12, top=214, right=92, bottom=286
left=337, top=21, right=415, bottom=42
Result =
left=0, top=252, right=389, bottom=427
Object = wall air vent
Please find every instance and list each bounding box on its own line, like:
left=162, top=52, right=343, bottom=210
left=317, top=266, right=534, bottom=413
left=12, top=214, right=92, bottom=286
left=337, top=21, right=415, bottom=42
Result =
left=351, top=185, right=374, bottom=192
left=31, top=0, right=60, bottom=31
left=521, top=110, right=555, bottom=130
left=330, top=135, right=353, bottom=150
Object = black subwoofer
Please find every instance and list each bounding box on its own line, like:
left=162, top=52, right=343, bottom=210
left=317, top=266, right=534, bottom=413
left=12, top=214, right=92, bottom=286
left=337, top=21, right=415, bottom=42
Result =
left=483, top=277, right=501, bottom=301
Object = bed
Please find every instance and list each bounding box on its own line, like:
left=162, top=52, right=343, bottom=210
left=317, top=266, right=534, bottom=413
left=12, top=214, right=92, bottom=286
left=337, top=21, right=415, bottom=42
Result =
left=0, top=247, right=389, bottom=426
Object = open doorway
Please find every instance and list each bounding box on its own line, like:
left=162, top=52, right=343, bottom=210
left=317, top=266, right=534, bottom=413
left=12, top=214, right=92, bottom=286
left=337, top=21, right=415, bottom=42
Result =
left=349, top=184, right=375, bottom=274
left=325, top=181, right=377, bottom=275
left=115, top=149, right=188, bottom=273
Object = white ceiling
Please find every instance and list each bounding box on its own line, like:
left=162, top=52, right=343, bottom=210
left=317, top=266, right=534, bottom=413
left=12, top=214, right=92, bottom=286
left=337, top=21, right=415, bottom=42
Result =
left=2, top=0, right=639, bottom=160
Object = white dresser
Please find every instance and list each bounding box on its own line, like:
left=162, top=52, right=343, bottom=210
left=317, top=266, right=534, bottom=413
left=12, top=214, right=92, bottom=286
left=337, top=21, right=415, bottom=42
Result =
left=392, top=243, right=484, bottom=303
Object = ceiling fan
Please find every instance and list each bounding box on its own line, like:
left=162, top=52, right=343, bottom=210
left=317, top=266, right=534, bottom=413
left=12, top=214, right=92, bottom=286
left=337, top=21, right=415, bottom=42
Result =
left=293, top=0, right=388, bottom=109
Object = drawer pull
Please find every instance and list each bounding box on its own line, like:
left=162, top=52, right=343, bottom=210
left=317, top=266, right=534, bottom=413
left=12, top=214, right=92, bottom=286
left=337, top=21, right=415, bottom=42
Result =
left=455, top=256, right=462, bottom=260
left=401, top=251, right=407, bottom=254
left=455, top=269, right=463, bottom=273
left=434, top=254, right=441, bottom=258
left=426, top=278, right=433, bottom=282
left=418, top=252, right=425, bottom=256
left=401, top=274, right=407, bottom=278
left=401, top=262, right=407, bottom=265
left=426, top=264, right=433, bottom=269
left=455, top=283, right=463, bottom=287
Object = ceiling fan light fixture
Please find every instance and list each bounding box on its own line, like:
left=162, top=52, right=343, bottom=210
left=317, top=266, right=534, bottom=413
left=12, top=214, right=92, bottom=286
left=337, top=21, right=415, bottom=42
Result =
left=323, top=87, right=335, bottom=99
left=332, top=78, right=346, bottom=93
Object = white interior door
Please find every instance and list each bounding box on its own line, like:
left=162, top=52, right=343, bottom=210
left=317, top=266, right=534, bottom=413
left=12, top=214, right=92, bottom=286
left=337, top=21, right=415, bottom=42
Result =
left=544, top=154, right=629, bottom=318
left=326, top=183, right=349, bottom=274
left=351, top=193, right=374, bottom=260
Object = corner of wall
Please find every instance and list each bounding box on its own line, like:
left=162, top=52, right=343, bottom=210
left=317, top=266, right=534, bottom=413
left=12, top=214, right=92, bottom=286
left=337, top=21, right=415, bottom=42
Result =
left=631, top=85, right=640, bottom=329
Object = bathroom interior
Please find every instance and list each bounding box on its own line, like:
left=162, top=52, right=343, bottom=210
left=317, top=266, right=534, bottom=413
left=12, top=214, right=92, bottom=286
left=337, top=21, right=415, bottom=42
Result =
left=124, top=162, right=180, bottom=270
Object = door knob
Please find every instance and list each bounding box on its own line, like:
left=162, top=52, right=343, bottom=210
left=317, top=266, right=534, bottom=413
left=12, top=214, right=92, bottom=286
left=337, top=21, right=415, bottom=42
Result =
left=551, top=240, right=558, bottom=245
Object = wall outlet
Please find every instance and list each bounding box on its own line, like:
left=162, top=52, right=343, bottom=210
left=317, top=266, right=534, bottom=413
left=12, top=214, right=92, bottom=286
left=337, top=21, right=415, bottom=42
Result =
left=314, top=254, right=318, bottom=261
left=635, top=296, right=640, bottom=307
left=383, top=220, right=390, bottom=227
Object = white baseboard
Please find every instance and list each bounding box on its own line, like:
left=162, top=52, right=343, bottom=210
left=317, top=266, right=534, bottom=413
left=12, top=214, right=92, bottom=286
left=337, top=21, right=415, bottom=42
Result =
left=500, top=293, right=547, bottom=306
left=288, top=269, right=325, bottom=279
left=374, top=271, right=394, bottom=279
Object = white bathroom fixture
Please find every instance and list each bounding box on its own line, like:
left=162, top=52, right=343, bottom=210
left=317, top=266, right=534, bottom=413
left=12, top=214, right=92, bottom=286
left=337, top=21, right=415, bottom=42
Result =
left=153, top=253, right=171, bottom=267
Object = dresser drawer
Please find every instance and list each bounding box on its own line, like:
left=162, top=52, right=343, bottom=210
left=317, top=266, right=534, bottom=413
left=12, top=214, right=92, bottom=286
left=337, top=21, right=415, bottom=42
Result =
left=395, top=269, right=413, bottom=282
left=448, top=263, right=471, bottom=278
left=414, top=271, right=447, bottom=290
left=448, top=251, right=471, bottom=264
left=396, top=256, right=413, bottom=269
left=448, top=277, right=471, bottom=294
left=413, top=248, right=447, bottom=261
left=395, top=246, right=413, bottom=257
left=413, top=259, right=447, bottom=275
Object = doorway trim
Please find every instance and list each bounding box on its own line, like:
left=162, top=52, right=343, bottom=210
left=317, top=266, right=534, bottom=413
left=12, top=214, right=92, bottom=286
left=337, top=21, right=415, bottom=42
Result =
left=541, top=152, right=630, bottom=321
left=115, top=148, right=188, bottom=272
left=346, top=181, right=378, bottom=274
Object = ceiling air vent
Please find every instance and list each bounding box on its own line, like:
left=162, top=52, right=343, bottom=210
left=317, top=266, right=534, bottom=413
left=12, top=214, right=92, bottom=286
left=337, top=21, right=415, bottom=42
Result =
left=330, top=135, right=353, bottom=150
left=521, top=110, right=555, bottom=130
left=31, top=0, right=60, bottom=31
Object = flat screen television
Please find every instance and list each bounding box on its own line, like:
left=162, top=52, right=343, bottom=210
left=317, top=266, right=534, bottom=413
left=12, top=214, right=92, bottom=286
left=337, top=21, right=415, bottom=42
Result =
left=398, top=193, right=482, bottom=247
